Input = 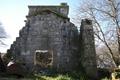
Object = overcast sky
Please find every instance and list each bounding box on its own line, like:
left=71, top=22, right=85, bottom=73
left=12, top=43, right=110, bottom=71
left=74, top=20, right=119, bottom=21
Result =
left=0, top=0, right=79, bottom=53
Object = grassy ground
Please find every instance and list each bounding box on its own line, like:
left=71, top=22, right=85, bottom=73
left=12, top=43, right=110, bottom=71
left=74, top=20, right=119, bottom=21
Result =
left=0, top=78, right=32, bottom=80
left=0, top=72, right=88, bottom=80
left=34, top=74, right=86, bottom=80
left=0, top=72, right=111, bottom=80
left=0, top=75, right=86, bottom=80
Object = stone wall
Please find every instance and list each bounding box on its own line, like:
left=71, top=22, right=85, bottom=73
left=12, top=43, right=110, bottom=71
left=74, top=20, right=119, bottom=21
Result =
left=79, top=19, right=97, bottom=78
left=8, top=3, right=97, bottom=77
left=9, top=3, right=78, bottom=72
left=28, top=3, right=69, bottom=18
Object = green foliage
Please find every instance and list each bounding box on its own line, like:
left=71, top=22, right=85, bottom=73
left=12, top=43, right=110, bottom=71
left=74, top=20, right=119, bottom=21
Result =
left=34, top=72, right=88, bottom=80
left=101, top=77, right=110, bottom=80
left=0, top=71, right=89, bottom=80
left=2, top=54, right=11, bottom=65
left=36, top=75, right=72, bottom=80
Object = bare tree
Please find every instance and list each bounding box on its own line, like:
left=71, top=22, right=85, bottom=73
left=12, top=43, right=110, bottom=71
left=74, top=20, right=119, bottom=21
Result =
left=97, top=43, right=118, bottom=68
left=0, top=22, right=7, bottom=45
left=106, top=0, right=120, bottom=56
left=73, top=0, right=120, bottom=67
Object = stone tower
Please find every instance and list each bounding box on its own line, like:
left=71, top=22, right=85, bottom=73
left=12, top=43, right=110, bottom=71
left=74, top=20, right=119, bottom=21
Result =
left=79, top=19, right=97, bottom=78
left=9, top=3, right=78, bottom=72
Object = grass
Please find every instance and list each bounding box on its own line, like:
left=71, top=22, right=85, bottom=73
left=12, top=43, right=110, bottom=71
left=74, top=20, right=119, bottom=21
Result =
left=0, top=72, right=112, bottom=80
left=0, top=74, right=110, bottom=80
left=34, top=72, right=88, bottom=80
left=0, top=72, right=87, bottom=80
left=35, top=75, right=72, bottom=80
left=101, top=77, right=110, bottom=80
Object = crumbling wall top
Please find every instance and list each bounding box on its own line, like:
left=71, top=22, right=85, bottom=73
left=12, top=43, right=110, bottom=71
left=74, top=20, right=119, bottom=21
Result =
left=82, top=19, right=92, bottom=25
left=28, top=3, right=69, bottom=17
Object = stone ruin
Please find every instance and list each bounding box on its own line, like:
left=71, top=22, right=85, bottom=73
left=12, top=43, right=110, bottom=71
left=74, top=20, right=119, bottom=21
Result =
left=8, top=3, right=97, bottom=78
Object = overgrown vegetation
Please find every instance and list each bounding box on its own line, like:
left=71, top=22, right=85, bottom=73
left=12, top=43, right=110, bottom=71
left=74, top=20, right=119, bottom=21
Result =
left=2, top=70, right=120, bottom=80
left=34, top=72, right=88, bottom=80
left=0, top=72, right=89, bottom=80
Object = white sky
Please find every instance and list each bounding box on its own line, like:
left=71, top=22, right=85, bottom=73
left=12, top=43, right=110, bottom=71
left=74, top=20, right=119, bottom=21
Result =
left=0, top=0, right=79, bottom=53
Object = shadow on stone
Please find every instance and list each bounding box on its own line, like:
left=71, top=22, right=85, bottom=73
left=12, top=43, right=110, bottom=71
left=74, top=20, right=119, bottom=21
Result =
left=7, top=61, right=27, bottom=78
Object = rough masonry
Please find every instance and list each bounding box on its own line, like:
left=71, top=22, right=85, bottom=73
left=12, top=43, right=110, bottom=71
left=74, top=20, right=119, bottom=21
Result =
left=8, top=3, right=97, bottom=78
left=79, top=19, right=97, bottom=78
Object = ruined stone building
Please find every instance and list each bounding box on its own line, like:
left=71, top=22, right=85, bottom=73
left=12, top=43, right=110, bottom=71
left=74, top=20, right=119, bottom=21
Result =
left=8, top=3, right=97, bottom=78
